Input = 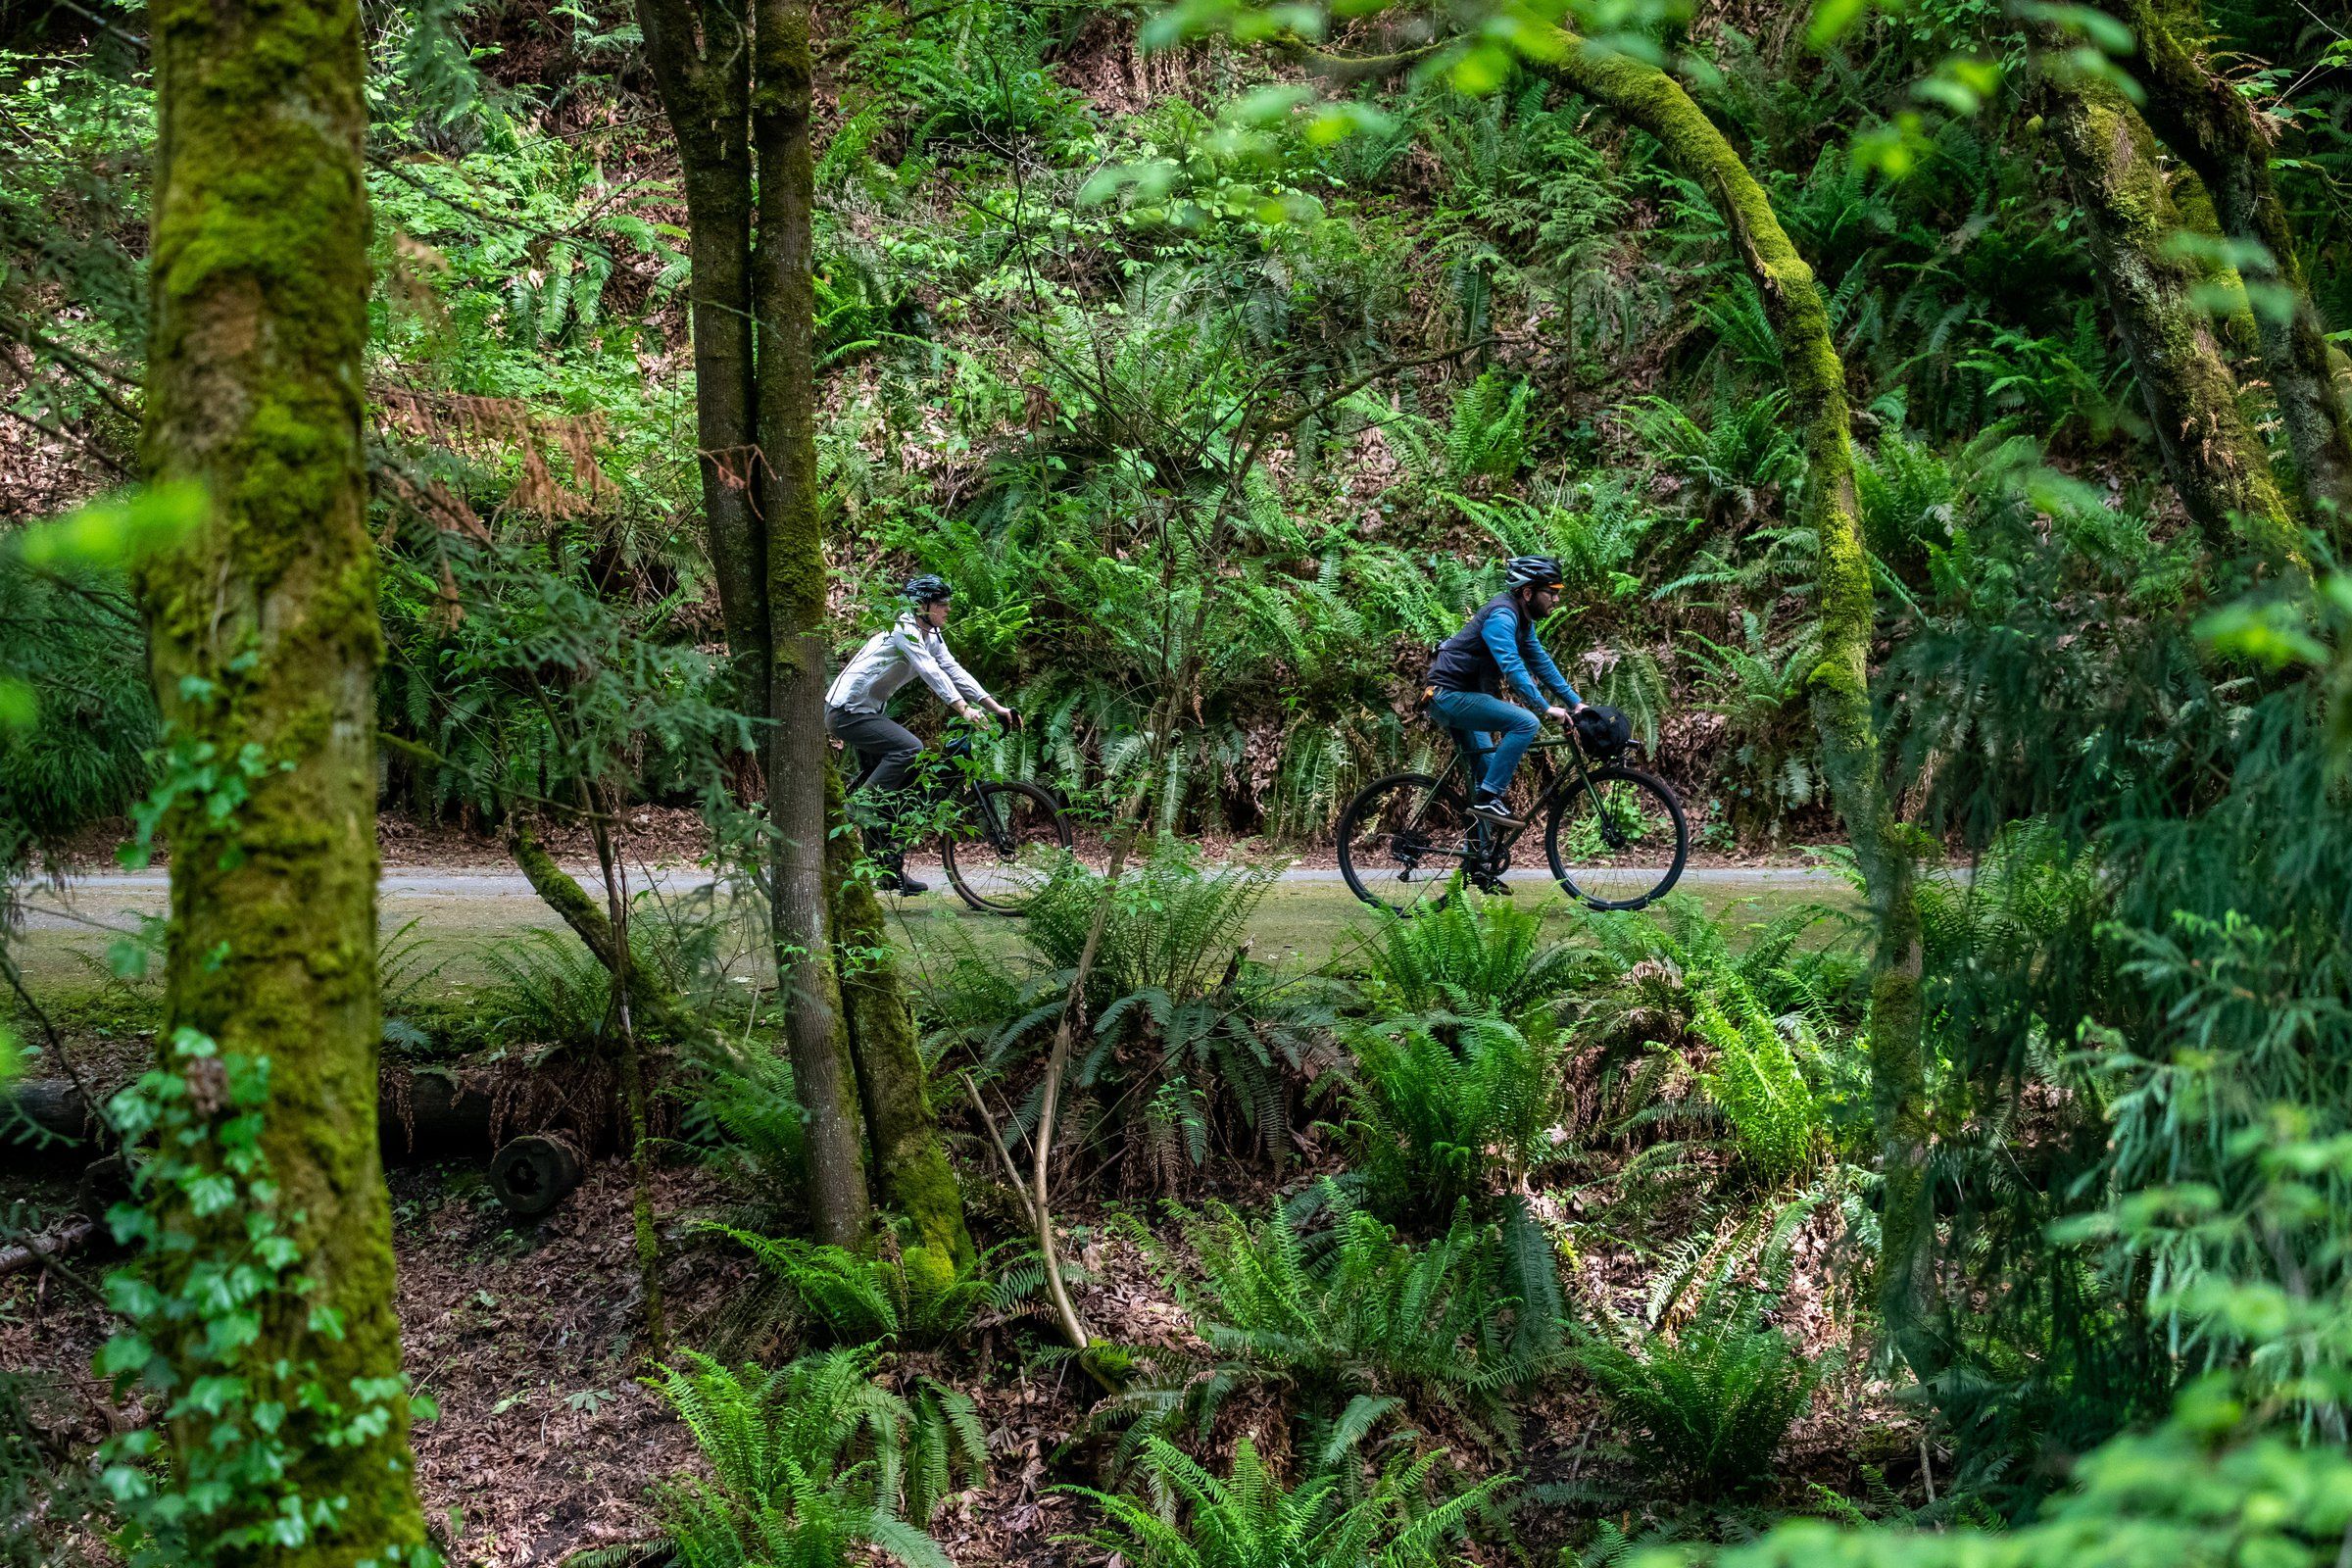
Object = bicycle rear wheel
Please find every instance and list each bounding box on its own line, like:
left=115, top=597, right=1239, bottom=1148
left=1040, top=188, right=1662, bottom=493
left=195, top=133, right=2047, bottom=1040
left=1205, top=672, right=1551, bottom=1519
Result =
left=1542, top=763, right=1688, bottom=910
left=943, top=781, right=1071, bottom=914
left=1336, top=771, right=1478, bottom=915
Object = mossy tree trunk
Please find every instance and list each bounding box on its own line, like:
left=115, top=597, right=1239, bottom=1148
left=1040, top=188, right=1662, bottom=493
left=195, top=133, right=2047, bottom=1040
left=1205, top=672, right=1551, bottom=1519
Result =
left=2103, top=0, right=2352, bottom=529
left=1545, top=32, right=1936, bottom=1374
left=2035, top=62, right=2306, bottom=569
left=638, top=0, right=970, bottom=1256
left=825, top=772, right=976, bottom=1277
left=504, top=821, right=707, bottom=1049
left=135, top=0, right=432, bottom=1549
left=751, top=0, right=872, bottom=1247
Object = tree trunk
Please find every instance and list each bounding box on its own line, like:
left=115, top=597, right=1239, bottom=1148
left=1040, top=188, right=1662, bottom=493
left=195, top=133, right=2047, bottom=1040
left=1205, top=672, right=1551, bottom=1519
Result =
left=1546, top=33, right=1936, bottom=1375
left=2035, top=63, right=2305, bottom=569
left=2103, top=0, right=2352, bottom=530
left=136, top=0, right=431, bottom=1547
left=751, top=0, right=872, bottom=1247
left=826, top=773, right=977, bottom=1277
left=637, top=0, right=766, bottom=699
left=638, top=0, right=975, bottom=1258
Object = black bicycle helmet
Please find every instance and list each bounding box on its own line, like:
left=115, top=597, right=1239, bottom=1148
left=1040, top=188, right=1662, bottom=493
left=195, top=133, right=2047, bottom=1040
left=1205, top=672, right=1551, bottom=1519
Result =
left=1503, top=555, right=1565, bottom=591
left=904, top=573, right=953, bottom=604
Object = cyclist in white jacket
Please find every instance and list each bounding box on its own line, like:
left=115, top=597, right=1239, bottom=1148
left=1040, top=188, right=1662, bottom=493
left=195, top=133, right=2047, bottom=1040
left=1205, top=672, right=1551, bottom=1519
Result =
left=824, top=574, right=1013, bottom=892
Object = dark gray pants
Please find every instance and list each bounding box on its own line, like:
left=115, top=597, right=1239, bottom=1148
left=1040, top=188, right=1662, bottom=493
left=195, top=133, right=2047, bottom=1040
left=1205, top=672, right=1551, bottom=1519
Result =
left=826, top=706, right=922, bottom=797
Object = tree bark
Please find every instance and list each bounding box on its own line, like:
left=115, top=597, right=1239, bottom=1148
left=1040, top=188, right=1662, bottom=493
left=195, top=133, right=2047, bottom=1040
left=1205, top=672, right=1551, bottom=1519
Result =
left=2035, top=63, right=2306, bottom=569
left=1545, top=33, right=1935, bottom=1375
left=751, top=0, right=872, bottom=1248
left=638, top=0, right=766, bottom=699
left=826, top=773, right=977, bottom=1278
left=2101, top=0, right=2352, bottom=531
left=639, top=0, right=972, bottom=1256
left=136, top=0, right=431, bottom=1547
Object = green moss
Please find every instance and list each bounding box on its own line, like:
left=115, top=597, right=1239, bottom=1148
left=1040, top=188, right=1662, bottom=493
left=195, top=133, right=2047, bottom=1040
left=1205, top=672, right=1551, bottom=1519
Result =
left=825, top=776, right=975, bottom=1269
left=2039, top=70, right=2305, bottom=570
left=1554, top=25, right=1935, bottom=1375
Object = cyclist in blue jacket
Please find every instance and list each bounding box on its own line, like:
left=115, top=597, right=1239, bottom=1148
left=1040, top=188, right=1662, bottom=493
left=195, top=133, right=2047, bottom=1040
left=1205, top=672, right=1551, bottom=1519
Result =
left=1425, top=556, right=1589, bottom=829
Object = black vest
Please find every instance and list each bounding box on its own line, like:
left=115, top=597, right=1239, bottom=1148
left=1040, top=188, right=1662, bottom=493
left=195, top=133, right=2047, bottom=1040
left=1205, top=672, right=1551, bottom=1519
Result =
left=1428, top=592, right=1538, bottom=697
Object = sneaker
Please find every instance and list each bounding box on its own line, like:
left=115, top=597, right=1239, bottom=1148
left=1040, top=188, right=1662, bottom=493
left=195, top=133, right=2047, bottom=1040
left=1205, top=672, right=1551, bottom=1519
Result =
left=1469, top=794, right=1528, bottom=830
left=888, top=871, right=930, bottom=896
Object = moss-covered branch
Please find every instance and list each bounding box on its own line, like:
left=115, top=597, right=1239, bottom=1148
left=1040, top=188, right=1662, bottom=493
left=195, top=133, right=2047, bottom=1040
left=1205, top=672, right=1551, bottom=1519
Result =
left=1545, top=29, right=1936, bottom=1374
left=2035, top=61, right=2305, bottom=569
left=2102, top=0, right=2352, bottom=532
left=503, top=820, right=707, bottom=1049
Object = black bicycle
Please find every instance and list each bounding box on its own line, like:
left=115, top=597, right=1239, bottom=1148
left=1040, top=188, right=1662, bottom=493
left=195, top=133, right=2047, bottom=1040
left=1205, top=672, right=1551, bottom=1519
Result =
left=1336, top=723, right=1688, bottom=914
left=889, top=730, right=1071, bottom=915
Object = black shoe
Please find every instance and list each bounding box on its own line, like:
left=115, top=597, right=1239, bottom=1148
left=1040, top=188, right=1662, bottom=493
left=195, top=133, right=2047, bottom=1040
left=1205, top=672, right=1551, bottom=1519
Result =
left=1470, top=794, right=1528, bottom=829
left=887, top=871, right=930, bottom=896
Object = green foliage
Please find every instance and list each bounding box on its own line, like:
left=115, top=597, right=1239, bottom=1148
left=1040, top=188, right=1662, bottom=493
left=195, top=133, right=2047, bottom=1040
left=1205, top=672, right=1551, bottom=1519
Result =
left=1017, top=845, right=1329, bottom=1181
left=1687, top=982, right=1823, bottom=1187
left=645, top=1348, right=977, bottom=1566
left=0, top=556, right=153, bottom=871
left=1576, top=1250, right=1822, bottom=1499
left=1623, top=392, right=1802, bottom=528
left=94, top=1031, right=436, bottom=1567
left=1345, top=1013, right=1567, bottom=1218
left=1355, top=898, right=1586, bottom=1019
left=680, top=1035, right=807, bottom=1214
left=708, top=1229, right=994, bottom=1348
left=1063, top=1435, right=1502, bottom=1568
left=1124, top=1186, right=1556, bottom=1441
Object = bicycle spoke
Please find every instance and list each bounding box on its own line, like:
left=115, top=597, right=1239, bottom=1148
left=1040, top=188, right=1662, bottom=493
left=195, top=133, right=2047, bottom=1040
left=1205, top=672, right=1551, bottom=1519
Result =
left=1545, top=766, right=1688, bottom=909
left=944, top=783, right=1069, bottom=912
left=1338, top=773, right=1478, bottom=915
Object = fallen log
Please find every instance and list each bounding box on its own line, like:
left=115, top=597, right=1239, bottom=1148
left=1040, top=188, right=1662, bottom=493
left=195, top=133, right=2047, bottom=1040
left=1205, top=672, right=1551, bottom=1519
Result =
left=0, top=1080, right=96, bottom=1154
left=378, top=1066, right=497, bottom=1159
left=489, top=1133, right=584, bottom=1218
left=4, top=1069, right=502, bottom=1166
left=0, top=1218, right=95, bottom=1276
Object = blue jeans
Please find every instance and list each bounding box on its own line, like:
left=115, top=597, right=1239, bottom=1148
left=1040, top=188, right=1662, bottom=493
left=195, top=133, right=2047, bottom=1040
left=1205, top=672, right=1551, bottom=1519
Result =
left=1429, top=689, right=1540, bottom=799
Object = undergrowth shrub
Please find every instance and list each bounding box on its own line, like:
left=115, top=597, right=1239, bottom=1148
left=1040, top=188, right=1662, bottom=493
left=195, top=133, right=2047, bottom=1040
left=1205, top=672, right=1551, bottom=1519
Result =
left=1687, top=981, right=1823, bottom=1186
left=1017, top=844, right=1332, bottom=1185
left=681, top=1036, right=806, bottom=1221
left=1356, top=899, right=1586, bottom=1019
left=1119, top=1185, right=1559, bottom=1446
left=707, top=1229, right=998, bottom=1348
left=646, top=1346, right=981, bottom=1566
left=1061, top=1435, right=1503, bottom=1568
left=1345, top=1013, right=1567, bottom=1217
left=1575, top=1229, right=1823, bottom=1498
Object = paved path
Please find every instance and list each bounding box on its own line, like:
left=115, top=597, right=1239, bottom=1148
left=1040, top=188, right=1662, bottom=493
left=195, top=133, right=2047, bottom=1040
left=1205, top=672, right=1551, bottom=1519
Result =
left=18, top=861, right=1847, bottom=929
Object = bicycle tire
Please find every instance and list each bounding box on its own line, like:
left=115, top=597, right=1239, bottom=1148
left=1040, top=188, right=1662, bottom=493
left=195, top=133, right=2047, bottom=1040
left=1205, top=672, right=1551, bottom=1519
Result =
left=943, top=781, right=1071, bottom=914
left=1542, top=763, right=1689, bottom=910
left=1336, top=771, right=1478, bottom=915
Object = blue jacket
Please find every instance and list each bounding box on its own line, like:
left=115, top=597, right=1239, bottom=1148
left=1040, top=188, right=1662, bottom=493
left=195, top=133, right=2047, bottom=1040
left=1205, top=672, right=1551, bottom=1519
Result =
left=1428, top=592, right=1582, bottom=710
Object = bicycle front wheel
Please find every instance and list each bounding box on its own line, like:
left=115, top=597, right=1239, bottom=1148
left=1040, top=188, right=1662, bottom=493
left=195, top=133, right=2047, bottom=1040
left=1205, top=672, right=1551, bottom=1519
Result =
left=943, top=782, right=1071, bottom=914
left=1336, top=771, right=1476, bottom=915
left=1543, top=764, right=1688, bottom=910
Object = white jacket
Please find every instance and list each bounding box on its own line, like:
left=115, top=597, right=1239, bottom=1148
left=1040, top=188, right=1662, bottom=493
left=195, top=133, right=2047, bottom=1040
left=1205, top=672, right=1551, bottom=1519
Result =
left=825, top=612, right=995, bottom=715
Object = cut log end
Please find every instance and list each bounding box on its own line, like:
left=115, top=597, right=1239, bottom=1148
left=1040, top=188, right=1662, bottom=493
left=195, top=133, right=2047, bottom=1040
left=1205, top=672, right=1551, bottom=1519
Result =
left=489, top=1133, right=585, bottom=1219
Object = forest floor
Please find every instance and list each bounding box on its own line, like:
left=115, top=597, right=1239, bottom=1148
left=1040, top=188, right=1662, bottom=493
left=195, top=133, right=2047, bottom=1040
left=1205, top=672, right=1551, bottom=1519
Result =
left=4, top=819, right=1889, bottom=1566
left=3, top=1113, right=1913, bottom=1568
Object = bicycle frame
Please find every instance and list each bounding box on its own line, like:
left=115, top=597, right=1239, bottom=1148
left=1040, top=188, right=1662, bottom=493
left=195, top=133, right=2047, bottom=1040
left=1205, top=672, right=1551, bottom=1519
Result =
left=934, top=732, right=1019, bottom=855
left=1392, top=728, right=1617, bottom=874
